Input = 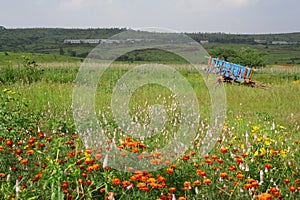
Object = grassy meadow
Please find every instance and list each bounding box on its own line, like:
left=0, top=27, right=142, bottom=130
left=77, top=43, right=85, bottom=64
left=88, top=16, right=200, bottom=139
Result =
left=0, top=57, right=299, bottom=199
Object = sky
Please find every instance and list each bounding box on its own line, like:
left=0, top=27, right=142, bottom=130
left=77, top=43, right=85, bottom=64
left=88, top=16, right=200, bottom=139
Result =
left=0, top=0, right=299, bottom=33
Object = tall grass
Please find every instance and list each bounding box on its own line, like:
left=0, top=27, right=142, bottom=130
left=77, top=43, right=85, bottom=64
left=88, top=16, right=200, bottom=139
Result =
left=2, top=63, right=299, bottom=131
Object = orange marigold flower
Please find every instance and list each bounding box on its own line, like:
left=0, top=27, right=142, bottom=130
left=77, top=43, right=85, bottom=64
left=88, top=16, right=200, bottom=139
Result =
left=244, top=183, right=252, bottom=189
left=68, top=151, right=76, bottom=158
left=182, top=187, right=190, bottom=191
left=16, top=141, right=22, bottom=146
left=140, top=187, right=150, bottom=192
left=6, top=139, right=13, bottom=147
left=61, top=181, right=69, bottom=190
left=282, top=179, right=290, bottom=184
left=217, top=159, right=224, bottom=164
left=38, top=133, right=44, bottom=139
left=20, top=159, right=28, bottom=165
left=85, top=148, right=93, bottom=154
left=31, top=173, right=42, bottom=182
left=182, top=155, right=190, bottom=161
left=220, top=147, right=228, bottom=154
left=269, top=187, right=278, bottom=193
left=289, top=186, right=296, bottom=192
left=183, top=181, right=191, bottom=187
left=236, top=173, right=245, bottom=179
left=138, top=143, right=146, bottom=149
left=0, top=146, right=4, bottom=152
left=86, top=166, right=94, bottom=172
left=157, top=175, right=166, bottom=183
left=178, top=197, right=187, bottom=200
left=235, top=157, right=243, bottom=164
left=193, top=180, right=201, bottom=186
left=166, top=168, right=174, bottom=174
left=169, top=187, right=177, bottom=193
left=270, top=149, right=278, bottom=156
left=205, top=159, right=213, bottom=164
left=92, top=164, right=100, bottom=171
left=228, top=165, right=237, bottom=171
left=132, top=148, right=139, bottom=153
left=112, top=178, right=121, bottom=185
left=211, top=155, right=218, bottom=160
left=137, top=182, right=147, bottom=189
left=87, top=179, right=92, bottom=185
left=85, top=159, right=95, bottom=165
left=21, top=185, right=27, bottom=189
left=197, top=169, right=207, bottom=177
left=100, top=188, right=106, bottom=193
left=78, top=178, right=84, bottom=185
left=0, top=173, right=5, bottom=177
left=11, top=167, right=17, bottom=172
left=27, top=149, right=34, bottom=155
left=258, top=193, right=272, bottom=200
left=81, top=172, right=88, bottom=177
left=203, top=178, right=212, bottom=185
left=251, top=181, right=260, bottom=188
left=264, top=163, right=272, bottom=170
left=14, top=149, right=22, bottom=155
left=220, top=172, right=228, bottom=179
left=122, top=180, right=131, bottom=188
left=38, top=143, right=46, bottom=149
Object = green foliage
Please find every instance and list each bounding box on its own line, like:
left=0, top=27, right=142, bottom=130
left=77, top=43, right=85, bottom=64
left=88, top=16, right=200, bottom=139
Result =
left=116, top=48, right=188, bottom=64
left=232, top=47, right=267, bottom=67
left=0, top=56, right=43, bottom=84
left=209, top=47, right=237, bottom=61
left=0, top=88, right=38, bottom=131
left=209, top=47, right=267, bottom=67
left=0, top=28, right=299, bottom=65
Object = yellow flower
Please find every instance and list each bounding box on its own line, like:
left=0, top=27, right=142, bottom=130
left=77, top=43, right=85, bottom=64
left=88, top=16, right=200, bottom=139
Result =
left=7, top=90, right=15, bottom=95
left=240, top=144, right=245, bottom=149
left=257, top=137, right=263, bottom=142
left=251, top=125, right=260, bottom=133
left=279, top=125, right=285, bottom=129
left=260, top=148, right=266, bottom=154
left=280, top=149, right=287, bottom=158
left=254, top=151, right=259, bottom=157
left=2, top=88, right=8, bottom=92
left=264, top=141, right=270, bottom=146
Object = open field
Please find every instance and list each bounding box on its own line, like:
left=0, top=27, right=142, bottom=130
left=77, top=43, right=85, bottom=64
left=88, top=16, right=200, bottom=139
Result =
left=0, top=61, right=299, bottom=199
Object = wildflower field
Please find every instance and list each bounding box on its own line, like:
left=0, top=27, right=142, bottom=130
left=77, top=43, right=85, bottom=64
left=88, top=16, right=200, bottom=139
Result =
left=0, top=62, right=299, bottom=200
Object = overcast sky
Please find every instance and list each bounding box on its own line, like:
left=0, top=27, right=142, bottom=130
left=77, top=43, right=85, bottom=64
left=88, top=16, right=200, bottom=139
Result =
left=1, top=0, right=299, bottom=33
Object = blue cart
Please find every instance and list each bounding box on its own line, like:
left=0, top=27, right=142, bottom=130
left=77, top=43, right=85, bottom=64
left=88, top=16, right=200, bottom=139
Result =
left=206, top=57, right=254, bottom=84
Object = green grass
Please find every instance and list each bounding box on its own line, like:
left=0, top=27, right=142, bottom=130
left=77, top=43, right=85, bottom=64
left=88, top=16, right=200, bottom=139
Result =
left=0, top=62, right=299, bottom=199
left=0, top=52, right=81, bottom=66
left=2, top=63, right=299, bottom=129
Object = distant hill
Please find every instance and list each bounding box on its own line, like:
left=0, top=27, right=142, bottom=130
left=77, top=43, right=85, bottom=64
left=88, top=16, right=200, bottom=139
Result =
left=0, top=27, right=300, bottom=64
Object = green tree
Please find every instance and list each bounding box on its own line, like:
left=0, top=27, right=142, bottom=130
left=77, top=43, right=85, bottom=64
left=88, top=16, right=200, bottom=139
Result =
left=210, top=47, right=267, bottom=68
left=233, top=47, right=267, bottom=68
left=209, top=47, right=237, bottom=62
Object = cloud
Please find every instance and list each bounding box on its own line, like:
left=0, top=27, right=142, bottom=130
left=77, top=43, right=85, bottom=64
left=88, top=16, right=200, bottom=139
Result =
left=58, top=0, right=99, bottom=12
left=221, top=0, right=260, bottom=7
